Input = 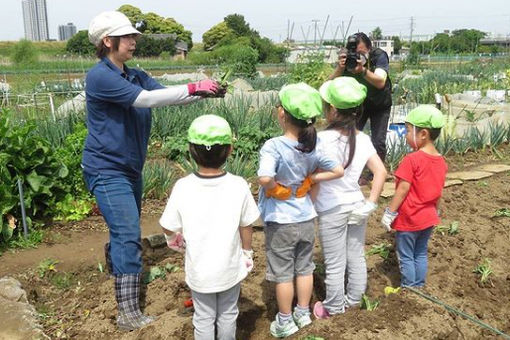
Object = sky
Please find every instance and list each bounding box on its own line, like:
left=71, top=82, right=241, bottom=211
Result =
left=2, top=0, right=509, bottom=42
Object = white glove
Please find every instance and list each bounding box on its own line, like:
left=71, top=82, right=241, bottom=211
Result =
left=242, top=249, right=254, bottom=272
left=348, top=200, right=378, bottom=225
left=381, top=208, right=398, bottom=232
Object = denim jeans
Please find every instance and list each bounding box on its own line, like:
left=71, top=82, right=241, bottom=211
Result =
left=396, top=227, right=434, bottom=287
left=83, top=172, right=143, bottom=275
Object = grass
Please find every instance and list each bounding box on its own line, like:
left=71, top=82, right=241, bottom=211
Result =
left=50, top=272, right=74, bottom=290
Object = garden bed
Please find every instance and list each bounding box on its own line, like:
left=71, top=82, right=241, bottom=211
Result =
left=2, top=156, right=509, bottom=339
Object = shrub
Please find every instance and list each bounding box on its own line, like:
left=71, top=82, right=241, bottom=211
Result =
left=11, top=39, right=39, bottom=65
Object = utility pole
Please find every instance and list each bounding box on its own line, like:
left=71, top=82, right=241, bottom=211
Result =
left=312, top=19, right=320, bottom=46
left=410, top=16, right=414, bottom=43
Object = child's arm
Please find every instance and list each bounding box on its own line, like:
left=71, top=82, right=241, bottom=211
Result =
left=239, top=226, right=253, bottom=251
left=310, top=164, right=344, bottom=183
left=347, top=155, right=387, bottom=226
left=258, top=176, right=292, bottom=200
left=380, top=180, right=410, bottom=232
left=366, top=154, right=387, bottom=203
left=388, top=180, right=411, bottom=212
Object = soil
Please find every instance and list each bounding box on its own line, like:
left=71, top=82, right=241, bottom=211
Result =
left=1, top=156, right=510, bottom=340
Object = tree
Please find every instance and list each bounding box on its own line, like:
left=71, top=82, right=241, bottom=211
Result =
left=118, top=4, right=144, bottom=29
left=66, top=30, right=95, bottom=56
left=202, top=22, right=234, bottom=50
left=391, top=36, right=402, bottom=54
left=11, top=39, right=39, bottom=65
left=371, top=27, right=383, bottom=40
left=133, top=36, right=176, bottom=57
left=118, top=5, right=193, bottom=50
left=224, top=14, right=255, bottom=37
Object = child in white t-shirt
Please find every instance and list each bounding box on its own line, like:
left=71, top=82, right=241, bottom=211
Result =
left=312, top=77, right=387, bottom=319
left=160, top=115, right=260, bottom=340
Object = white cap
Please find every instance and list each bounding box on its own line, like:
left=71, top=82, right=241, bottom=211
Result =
left=88, top=11, right=141, bottom=47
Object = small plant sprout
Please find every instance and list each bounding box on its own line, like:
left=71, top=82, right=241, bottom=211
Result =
left=366, top=243, right=391, bottom=260
left=38, top=258, right=59, bottom=278
left=435, top=221, right=459, bottom=236
left=361, top=294, right=380, bottom=311
left=493, top=208, right=510, bottom=218
left=473, top=258, right=493, bottom=285
left=448, top=221, right=460, bottom=235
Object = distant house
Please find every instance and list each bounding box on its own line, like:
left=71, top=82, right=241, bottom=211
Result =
left=174, top=41, right=189, bottom=60
left=373, top=39, right=394, bottom=56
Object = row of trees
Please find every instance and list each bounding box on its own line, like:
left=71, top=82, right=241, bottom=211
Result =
left=65, top=6, right=287, bottom=67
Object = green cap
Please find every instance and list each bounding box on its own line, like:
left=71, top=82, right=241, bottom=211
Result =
left=188, top=114, right=232, bottom=146
left=278, top=83, right=322, bottom=122
left=319, top=77, right=367, bottom=109
left=405, top=105, right=445, bottom=129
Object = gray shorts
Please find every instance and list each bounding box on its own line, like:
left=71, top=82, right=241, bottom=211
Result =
left=264, top=220, right=316, bottom=283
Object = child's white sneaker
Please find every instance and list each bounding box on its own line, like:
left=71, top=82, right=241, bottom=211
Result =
left=270, top=315, right=299, bottom=338
left=292, top=310, right=312, bottom=328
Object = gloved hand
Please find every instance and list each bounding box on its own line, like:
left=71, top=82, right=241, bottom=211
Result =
left=164, top=232, right=185, bottom=253
left=187, top=79, right=222, bottom=97
left=381, top=208, right=398, bottom=232
left=295, top=175, right=314, bottom=198
left=242, top=249, right=254, bottom=272
left=348, top=200, right=378, bottom=225
left=265, top=184, right=292, bottom=200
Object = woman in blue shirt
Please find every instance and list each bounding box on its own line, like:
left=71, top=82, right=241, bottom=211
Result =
left=83, top=11, right=224, bottom=331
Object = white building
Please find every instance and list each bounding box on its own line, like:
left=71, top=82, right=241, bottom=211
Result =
left=58, top=23, right=77, bottom=41
left=373, top=39, right=394, bottom=56
left=22, top=0, right=49, bottom=41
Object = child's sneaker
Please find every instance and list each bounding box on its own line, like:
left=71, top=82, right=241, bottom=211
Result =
left=270, top=315, right=299, bottom=338
left=292, top=310, right=312, bottom=328
left=313, top=301, right=330, bottom=319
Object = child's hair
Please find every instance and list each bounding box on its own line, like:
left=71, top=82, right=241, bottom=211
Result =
left=189, top=143, right=231, bottom=168
left=416, top=127, right=441, bottom=141
left=96, top=37, right=120, bottom=58
left=325, top=103, right=362, bottom=169
left=284, top=111, right=317, bottom=153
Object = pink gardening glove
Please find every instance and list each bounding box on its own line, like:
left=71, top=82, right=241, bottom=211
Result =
left=187, top=79, right=222, bottom=97
left=242, top=249, right=254, bottom=272
left=165, top=232, right=185, bottom=253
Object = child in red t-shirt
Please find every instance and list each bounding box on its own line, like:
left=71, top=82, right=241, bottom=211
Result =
left=381, top=105, right=448, bottom=287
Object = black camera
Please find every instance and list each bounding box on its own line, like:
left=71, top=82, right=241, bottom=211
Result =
left=345, top=35, right=359, bottom=71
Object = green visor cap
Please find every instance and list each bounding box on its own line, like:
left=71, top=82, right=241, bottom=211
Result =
left=319, top=77, right=367, bottom=109
left=405, top=105, right=445, bottom=129
left=279, top=83, right=323, bottom=121
left=188, top=114, right=232, bottom=146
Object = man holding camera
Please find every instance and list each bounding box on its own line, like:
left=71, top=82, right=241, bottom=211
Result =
left=330, top=32, right=392, bottom=166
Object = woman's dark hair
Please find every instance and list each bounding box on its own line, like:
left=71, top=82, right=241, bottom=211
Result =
left=325, top=103, right=363, bottom=169
left=355, top=32, right=372, bottom=50
left=189, top=143, right=231, bottom=168
left=284, top=111, right=317, bottom=153
left=96, top=36, right=120, bottom=58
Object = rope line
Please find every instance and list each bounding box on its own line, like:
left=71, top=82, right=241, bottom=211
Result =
left=406, top=286, right=510, bottom=339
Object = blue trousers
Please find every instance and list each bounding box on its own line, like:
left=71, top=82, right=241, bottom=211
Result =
left=84, top=172, right=143, bottom=275
left=396, top=227, right=433, bottom=287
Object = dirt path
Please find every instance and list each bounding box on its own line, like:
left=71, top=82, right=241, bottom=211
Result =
left=0, top=215, right=163, bottom=277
